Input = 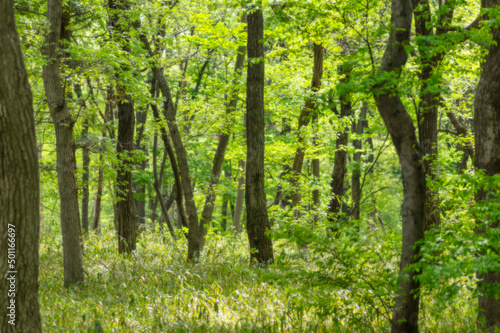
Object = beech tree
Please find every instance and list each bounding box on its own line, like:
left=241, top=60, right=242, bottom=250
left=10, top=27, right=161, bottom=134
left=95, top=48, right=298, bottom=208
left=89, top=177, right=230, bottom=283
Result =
left=474, top=1, right=500, bottom=330
left=371, top=0, right=425, bottom=331
left=245, top=5, right=274, bottom=264
left=0, top=0, right=42, bottom=329
left=42, top=0, right=85, bottom=286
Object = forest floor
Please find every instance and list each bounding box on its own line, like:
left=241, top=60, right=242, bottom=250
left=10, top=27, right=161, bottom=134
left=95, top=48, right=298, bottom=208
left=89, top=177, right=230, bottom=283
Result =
left=39, top=229, right=477, bottom=332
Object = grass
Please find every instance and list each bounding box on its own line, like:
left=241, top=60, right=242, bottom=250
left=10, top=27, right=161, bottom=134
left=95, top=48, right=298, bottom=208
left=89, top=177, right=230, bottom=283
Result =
left=38, top=227, right=481, bottom=332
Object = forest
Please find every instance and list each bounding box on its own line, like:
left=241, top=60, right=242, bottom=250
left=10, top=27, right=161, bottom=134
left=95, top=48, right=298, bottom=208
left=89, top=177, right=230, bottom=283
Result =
left=1, top=0, right=500, bottom=331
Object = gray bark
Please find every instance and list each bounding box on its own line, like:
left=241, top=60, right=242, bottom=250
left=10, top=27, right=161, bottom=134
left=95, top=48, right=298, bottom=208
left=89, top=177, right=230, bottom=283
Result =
left=0, top=0, right=42, bottom=329
left=372, top=0, right=425, bottom=331
left=42, top=0, right=84, bottom=286
left=290, top=43, right=324, bottom=212
left=245, top=7, right=274, bottom=264
left=474, top=4, right=500, bottom=330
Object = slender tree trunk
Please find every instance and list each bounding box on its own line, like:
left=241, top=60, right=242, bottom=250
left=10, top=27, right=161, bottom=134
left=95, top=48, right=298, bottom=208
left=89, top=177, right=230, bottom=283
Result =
left=351, top=103, right=368, bottom=220
left=474, top=6, right=500, bottom=330
left=272, top=118, right=293, bottom=210
left=372, top=1, right=425, bottom=331
left=93, top=86, right=112, bottom=232
left=134, top=107, right=148, bottom=226
left=198, top=15, right=246, bottom=243
left=327, top=71, right=352, bottom=226
left=42, top=0, right=84, bottom=286
left=412, top=0, right=453, bottom=230
left=221, top=195, right=229, bottom=231
left=0, top=0, right=42, bottom=328
left=312, top=112, right=320, bottom=223
left=81, top=118, right=90, bottom=234
left=74, top=83, right=90, bottom=234
left=245, top=7, right=274, bottom=265
left=445, top=111, right=473, bottom=174
left=290, top=43, right=324, bottom=212
left=233, top=159, right=245, bottom=232
left=152, top=133, right=176, bottom=237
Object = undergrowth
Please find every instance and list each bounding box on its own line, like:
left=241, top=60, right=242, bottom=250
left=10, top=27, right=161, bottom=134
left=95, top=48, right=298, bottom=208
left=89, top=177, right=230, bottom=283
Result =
left=39, top=228, right=480, bottom=332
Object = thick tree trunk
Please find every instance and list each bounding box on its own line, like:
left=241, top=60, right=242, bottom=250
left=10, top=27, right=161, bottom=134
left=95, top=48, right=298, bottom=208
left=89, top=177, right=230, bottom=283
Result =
left=115, top=92, right=138, bottom=253
left=109, top=0, right=138, bottom=253
left=372, top=0, right=425, bottom=331
left=351, top=103, right=368, bottom=220
left=245, top=8, right=274, bottom=265
left=327, top=72, right=352, bottom=226
left=290, top=43, right=324, bottom=213
left=0, top=0, right=42, bottom=329
left=42, top=0, right=84, bottom=286
left=474, top=11, right=500, bottom=331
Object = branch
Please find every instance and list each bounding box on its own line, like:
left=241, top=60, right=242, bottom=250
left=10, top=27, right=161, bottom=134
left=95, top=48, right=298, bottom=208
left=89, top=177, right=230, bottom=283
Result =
left=15, top=7, right=46, bottom=16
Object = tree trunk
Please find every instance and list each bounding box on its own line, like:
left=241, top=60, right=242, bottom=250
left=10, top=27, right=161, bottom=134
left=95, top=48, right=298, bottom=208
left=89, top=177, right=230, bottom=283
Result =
left=221, top=195, right=229, bottom=231
left=290, top=43, right=324, bottom=212
left=81, top=118, right=90, bottom=234
left=134, top=107, right=148, bottom=226
left=474, top=7, right=500, bottom=330
left=245, top=7, right=274, bottom=265
left=42, top=0, right=84, bottom=286
left=0, top=0, right=42, bottom=329
left=93, top=86, right=112, bottom=232
left=412, top=0, right=452, bottom=231
left=152, top=132, right=176, bottom=237
left=109, top=0, right=138, bottom=253
left=198, top=15, right=246, bottom=243
left=351, top=103, right=368, bottom=220
left=74, top=83, right=90, bottom=234
left=233, top=158, right=245, bottom=232
left=327, top=71, right=352, bottom=226
left=115, top=92, right=138, bottom=253
left=372, top=0, right=425, bottom=331
left=312, top=112, right=320, bottom=223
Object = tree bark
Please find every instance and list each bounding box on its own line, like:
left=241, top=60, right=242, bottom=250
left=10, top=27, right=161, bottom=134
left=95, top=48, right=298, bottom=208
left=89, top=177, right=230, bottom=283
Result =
left=0, top=0, right=42, bottom=329
left=290, top=43, right=324, bottom=212
left=76, top=81, right=90, bottom=235
left=327, top=71, right=352, bottom=226
left=312, top=112, right=320, bottom=223
left=93, top=86, right=113, bottom=232
left=351, top=103, right=368, bottom=220
left=115, top=91, right=138, bottom=253
left=81, top=118, right=90, bottom=234
left=134, top=107, right=148, bottom=226
left=152, top=132, right=176, bottom=237
left=245, top=7, right=274, bottom=265
left=474, top=4, right=500, bottom=329
left=42, top=0, right=84, bottom=286
left=198, top=15, right=246, bottom=243
left=109, top=0, right=138, bottom=253
left=412, top=0, right=453, bottom=230
left=372, top=0, right=425, bottom=331
left=233, top=160, right=245, bottom=232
